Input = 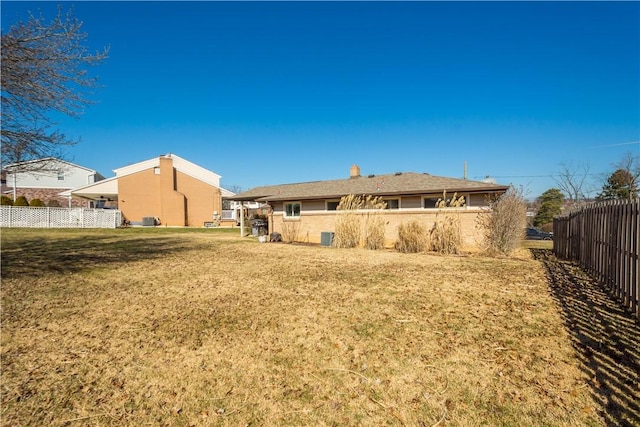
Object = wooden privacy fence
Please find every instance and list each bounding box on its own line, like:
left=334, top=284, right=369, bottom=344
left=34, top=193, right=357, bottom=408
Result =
left=553, top=199, right=639, bottom=319
left=0, top=206, right=122, bottom=229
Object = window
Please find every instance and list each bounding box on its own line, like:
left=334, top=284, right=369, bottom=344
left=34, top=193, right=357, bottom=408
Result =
left=57, top=170, right=65, bottom=181
left=423, top=195, right=466, bottom=208
left=384, top=199, right=399, bottom=209
left=154, top=167, right=161, bottom=175
left=423, top=197, right=440, bottom=208
left=326, top=201, right=340, bottom=211
left=284, top=202, right=301, bottom=218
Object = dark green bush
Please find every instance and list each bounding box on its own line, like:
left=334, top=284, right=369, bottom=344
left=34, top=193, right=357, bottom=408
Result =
left=29, top=198, right=46, bottom=207
left=13, top=196, right=29, bottom=206
left=47, top=199, right=62, bottom=207
left=0, top=195, right=13, bottom=206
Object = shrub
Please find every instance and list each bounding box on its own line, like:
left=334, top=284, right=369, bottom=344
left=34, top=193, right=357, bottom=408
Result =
left=29, top=198, right=46, bottom=207
left=13, top=196, right=29, bottom=206
left=0, top=195, right=13, bottom=206
left=281, top=220, right=301, bottom=243
left=47, top=199, right=62, bottom=207
left=430, top=192, right=465, bottom=254
left=477, top=186, right=527, bottom=256
left=395, top=220, right=428, bottom=253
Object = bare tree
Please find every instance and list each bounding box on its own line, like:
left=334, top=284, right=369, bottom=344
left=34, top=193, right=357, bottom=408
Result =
left=553, top=161, right=592, bottom=206
left=1, top=6, right=108, bottom=168
left=225, top=185, right=244, bottom=195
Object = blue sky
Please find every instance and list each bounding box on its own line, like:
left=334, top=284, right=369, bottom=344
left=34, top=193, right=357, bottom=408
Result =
left=2, top=1, right=639, bottom=199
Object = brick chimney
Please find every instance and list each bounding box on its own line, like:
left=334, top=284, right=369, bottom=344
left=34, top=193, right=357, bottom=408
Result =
left=350, top=164, right=361, bottom=179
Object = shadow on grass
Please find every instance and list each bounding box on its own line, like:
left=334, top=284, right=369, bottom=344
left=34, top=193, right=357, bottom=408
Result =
left=532, top=249, right=640, bottom=427
left=0, top=232, right=208, bottom=278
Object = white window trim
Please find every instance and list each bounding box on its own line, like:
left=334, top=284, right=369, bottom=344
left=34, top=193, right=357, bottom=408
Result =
left=284, top=201, right=302, bottom=218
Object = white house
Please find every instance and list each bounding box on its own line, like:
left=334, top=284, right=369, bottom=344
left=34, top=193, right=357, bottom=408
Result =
left=2, top=158, right=105, bottom=207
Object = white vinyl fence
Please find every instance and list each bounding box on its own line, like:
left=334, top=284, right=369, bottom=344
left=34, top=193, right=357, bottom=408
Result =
left=0, top=206, right=122, bottom=229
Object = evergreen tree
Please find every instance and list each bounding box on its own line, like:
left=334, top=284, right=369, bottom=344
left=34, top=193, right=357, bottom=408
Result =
left=597, top=169, right=638, bottom=200
left=534, top=188, right=564, bottom=227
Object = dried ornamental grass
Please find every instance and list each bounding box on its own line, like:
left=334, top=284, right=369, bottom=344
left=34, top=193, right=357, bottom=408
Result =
left=395, top=220, right=428, bottom=253
left=333, top=194, right=362, bottom=248
left=362, top=195, right=387, bottom=250
left=334, top=194, right=387, bottom=249
left=430, top=191, right=465, bottom=254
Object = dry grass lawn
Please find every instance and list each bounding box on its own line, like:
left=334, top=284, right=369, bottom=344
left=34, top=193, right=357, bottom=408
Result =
left=1, top=229, right=606, bottom=426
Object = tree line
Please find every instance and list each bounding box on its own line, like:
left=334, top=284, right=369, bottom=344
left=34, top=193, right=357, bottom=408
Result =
left=533, top=152, right=639, bottom=228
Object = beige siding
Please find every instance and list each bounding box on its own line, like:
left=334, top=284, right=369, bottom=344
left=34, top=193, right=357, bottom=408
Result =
left=400, top=196, right=422, bottom=209
left=302, top=200, right=325, bottom=211
left=470, top=193, right=493, bottom=207
left=269, top=209, right=488, bottom=250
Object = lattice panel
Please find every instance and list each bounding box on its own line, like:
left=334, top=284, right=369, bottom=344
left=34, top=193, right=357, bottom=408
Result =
left=0, top=206, right=121, bottom=229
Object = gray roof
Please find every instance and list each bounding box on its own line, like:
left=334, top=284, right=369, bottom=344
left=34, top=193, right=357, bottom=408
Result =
left=232, top=172, right=509, bottom=202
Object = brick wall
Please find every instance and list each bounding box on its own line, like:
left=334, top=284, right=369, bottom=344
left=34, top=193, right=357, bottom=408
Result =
left=269, top=209, right=489, bottom=250
left=4, top=188, right=87, bottom=207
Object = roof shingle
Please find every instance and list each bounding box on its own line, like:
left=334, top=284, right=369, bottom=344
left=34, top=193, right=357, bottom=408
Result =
left=232, top=172, right=509, bottom=202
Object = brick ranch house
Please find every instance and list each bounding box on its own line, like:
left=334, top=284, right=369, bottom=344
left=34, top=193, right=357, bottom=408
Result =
left=232, top=165, right=510, bottom=249
left=65, top=153, right=234, bottom=227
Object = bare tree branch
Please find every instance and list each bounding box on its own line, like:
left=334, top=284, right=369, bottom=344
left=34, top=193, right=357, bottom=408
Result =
left=1, top=5, right=109, bottom=168
left=552, top=161, right=592, bottom=205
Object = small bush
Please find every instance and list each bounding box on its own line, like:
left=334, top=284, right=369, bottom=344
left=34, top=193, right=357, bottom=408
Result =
left=281, top=220, right=301, bottom=243
left=13, top=196, right=29, bottom=206
left=47, top=199, right=62, bottom=207
left=395, top=220, right=428, bottom=253
left=0, top=195, right=13, bottom=206
left=29, top=198, right=46, bottom=207
left=477, top=186, right=527, bottom=256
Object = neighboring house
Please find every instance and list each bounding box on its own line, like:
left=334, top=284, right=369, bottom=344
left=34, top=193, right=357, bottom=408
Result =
left=232, top=164, right=510, bottom=248
left=66, top=153, right=234, bottom=227
left=2, top=158, right=105, bottom=207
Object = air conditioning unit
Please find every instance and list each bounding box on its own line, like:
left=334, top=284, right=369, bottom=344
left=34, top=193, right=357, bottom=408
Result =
left=320, top=232, right=334, bottom=247
left=142, top=217, right=155, bottom=226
